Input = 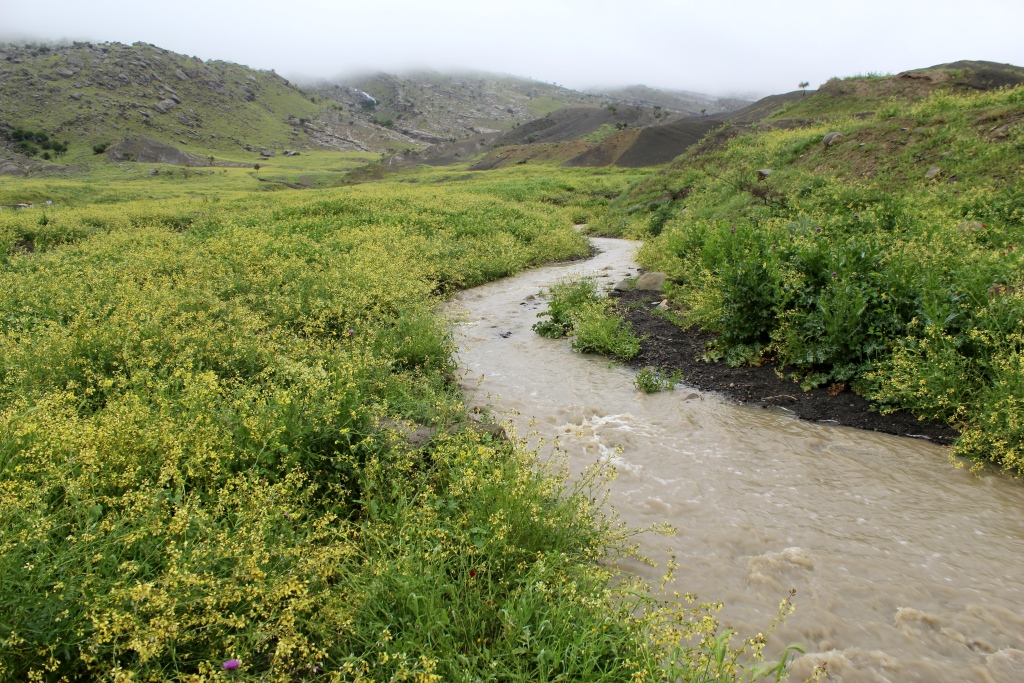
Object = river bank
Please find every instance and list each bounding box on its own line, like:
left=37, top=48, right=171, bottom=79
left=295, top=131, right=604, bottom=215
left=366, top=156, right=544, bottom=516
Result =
left=453, top=237, right=1024, bottom=682
left=614, top=289, right=960, bottom=445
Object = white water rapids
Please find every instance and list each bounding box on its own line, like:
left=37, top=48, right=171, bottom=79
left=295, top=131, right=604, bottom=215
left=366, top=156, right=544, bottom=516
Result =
left=450, top=238, right=1024, bottom=682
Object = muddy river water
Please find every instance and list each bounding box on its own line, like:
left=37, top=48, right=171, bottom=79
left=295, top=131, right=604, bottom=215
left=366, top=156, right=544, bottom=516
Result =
left=451, top=238, right=1024, bottom=682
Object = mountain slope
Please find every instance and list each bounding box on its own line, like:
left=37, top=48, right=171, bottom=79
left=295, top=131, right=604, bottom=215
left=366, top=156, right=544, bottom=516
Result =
left=0, top=41, right=329, bottom=156
left=306, top=71, right=737, bottom=145
left=306, top=71, right=617, bottom=143
left=592, top=84, right=750, bottom=115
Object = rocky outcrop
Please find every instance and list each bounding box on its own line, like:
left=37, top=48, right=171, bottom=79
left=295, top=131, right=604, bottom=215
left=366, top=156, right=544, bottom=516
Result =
left=106, top=136, right=209, bottom=165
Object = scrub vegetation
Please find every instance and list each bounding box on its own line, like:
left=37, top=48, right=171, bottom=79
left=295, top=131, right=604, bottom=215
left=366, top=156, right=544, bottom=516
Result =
left=0, top=167, right=791, bottom=680
left=598, top=83, right=1024, bottom=473
left=533, top=277, right=643, bottom=360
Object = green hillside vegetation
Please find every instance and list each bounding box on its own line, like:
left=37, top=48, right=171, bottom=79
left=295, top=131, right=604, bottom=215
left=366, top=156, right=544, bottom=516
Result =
left=598, top=76, right=1024, bottom=472
left=0, top=41, right=326, bottom=156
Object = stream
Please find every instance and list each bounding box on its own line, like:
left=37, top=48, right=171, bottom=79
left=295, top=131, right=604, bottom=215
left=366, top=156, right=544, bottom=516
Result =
left=451, top=238, right=1024, bottom=682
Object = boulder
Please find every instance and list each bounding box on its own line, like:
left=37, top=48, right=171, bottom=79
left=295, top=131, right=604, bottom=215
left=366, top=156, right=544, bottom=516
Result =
left=69, top=92, right=82, bottom=101
left=174, top=69, right=189, bottom=81
left=283, top=150, right=300, bottom=157
left=756, top=168, right=772, bottom=179
left=55, top=68, right=74, bottom=78
left=612, top=279, right=631, bottom=292
left=656, top=299, right=670, bottom=311
left=636, top=272, right=668, bottom=291
left=153, top=99, right=178, bottom=114
left=822, top=131, right=843, bottom=147
left=925, top=166, right=941, bottom=179
left=259, top=148, right=275, bottom=157
left=107, top=136, right=209, bottom=166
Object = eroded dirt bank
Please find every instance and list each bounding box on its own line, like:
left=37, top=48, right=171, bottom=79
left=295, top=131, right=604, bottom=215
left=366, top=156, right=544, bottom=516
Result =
left=451, top=238, right=1024, bottom=683
left=614, top=289, right=959, bottom=445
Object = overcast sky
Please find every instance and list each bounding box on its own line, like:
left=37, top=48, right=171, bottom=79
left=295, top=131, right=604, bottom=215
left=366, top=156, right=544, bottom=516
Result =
left=3, top=0, right=1024, bottom=97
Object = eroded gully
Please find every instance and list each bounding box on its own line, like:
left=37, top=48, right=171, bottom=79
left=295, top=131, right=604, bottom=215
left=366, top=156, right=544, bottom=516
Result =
left=450, top=238, right=1024, bottom=683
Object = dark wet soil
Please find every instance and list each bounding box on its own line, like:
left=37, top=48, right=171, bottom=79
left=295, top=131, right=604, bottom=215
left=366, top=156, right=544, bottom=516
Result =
left=614, top=290, right=959, bottom=445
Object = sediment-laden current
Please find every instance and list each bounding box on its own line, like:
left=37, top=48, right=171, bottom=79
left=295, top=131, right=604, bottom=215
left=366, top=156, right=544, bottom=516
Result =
left=451, top=238, right=1024, bottom=683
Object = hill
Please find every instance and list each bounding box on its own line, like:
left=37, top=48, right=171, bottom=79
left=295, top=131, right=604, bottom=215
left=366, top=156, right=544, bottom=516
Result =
left=306, top=71, right=616, bottom=144
left=592, top=84, right=750, bottom=115
left=0, top=41, right=329, bottom=158
left=306, top=71, right=744, bottom=146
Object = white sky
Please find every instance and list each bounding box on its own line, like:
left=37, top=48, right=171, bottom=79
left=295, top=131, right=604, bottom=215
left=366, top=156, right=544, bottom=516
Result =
left=2, top=0, right=1023, bottom=97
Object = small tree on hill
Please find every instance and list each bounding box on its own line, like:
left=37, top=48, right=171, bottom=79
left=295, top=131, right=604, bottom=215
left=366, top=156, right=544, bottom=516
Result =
left=799, top=81, right=810, bottom=95
left=254, top=163, right=260, bottom=177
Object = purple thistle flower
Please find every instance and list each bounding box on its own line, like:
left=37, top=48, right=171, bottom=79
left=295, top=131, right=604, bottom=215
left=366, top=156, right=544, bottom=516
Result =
left=815, top=227, right=822, bottom=232
left=223, top=659, right=240, bottom=670
left=345, top=329, right=355, bottom=336
left=831, top=271, right=838, bottom=277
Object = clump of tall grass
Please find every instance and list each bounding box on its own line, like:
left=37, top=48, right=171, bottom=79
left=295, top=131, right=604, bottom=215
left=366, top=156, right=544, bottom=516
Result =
left=533, top=277, right=642, bottom=360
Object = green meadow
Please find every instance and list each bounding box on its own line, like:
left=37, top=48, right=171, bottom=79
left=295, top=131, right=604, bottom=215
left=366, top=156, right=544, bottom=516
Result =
left=1, top=160, right=787, bottom=681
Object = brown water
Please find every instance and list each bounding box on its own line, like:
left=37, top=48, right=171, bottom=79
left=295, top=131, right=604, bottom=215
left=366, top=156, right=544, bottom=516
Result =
left=451, top=237, right=1024, bottom=682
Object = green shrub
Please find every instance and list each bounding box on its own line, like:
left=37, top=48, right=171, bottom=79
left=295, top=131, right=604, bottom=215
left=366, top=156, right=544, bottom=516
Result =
left=621, top=84, right=1024, bottom=471
left=634, top=367, right=681, bottom=393
left=532, top=276, right=600, bottom=338
left=92, top=142, right=110, bottom=154
left=571, top=300, right=642, bottom=360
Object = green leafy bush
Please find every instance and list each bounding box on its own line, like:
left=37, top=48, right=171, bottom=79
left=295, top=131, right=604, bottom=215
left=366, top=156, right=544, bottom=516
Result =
left=619, top=84, right=1024, bottom=471
left=634, top=367, right=681, bottom=393
left=532, top=276, right=600, bottom=338
left=533, top=276, right=641, bottom=360
left=571, top=300, right=642, bottom=360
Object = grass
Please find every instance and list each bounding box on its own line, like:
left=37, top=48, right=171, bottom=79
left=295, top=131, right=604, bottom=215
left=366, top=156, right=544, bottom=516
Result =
left=526, top=96, right=571, bottom=118
left=533, top=277, right=642, bottom=360
left=0, top=161, right=789, bottom=681
left=599, top=83, right=1024, bottom=473
left=581, top=124, right=619, bottom=143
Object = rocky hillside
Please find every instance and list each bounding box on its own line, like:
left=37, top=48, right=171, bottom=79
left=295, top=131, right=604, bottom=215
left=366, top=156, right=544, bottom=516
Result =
left=592, top=84, right=750, bottom=115
left=0, top=41, right=337, bottom=157
left=0, top=41, right=737, bottom=163
left=306, top=71, right=741, bottom=146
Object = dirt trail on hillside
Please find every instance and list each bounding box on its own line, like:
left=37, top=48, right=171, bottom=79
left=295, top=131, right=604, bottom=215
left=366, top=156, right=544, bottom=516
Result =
left=451, top=238, right=1024, bottom=683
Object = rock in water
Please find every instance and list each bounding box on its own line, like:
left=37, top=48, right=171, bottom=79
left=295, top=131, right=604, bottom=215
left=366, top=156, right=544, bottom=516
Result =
left=636, top=272, right=668, bottom=291
left=823, top=131, right=843, bottom=147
